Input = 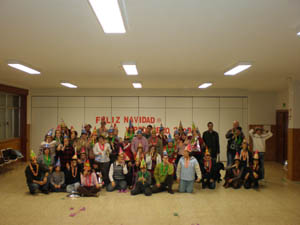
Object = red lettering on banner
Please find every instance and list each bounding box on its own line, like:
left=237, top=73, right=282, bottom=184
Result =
left=151, top=117, right=155, bottom=123
left=134, top=117, right=139, bottom=123
left=124, top=116, right=128, bottom=123
left=96, top=116, right=100, bottom=124
left=116, top=116, right=120, bottom=123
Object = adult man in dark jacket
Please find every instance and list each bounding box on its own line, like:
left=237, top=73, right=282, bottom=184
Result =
left=203, top=122, right=220, bottom=162
left=225, top=121, right=245, bottom=166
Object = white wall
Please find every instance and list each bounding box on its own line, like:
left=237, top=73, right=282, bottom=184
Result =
left=276, top=89, right=289, bottom=110
left=29, top=88, right=277, bottom=161
left=248, top=92, right=276, bottom=125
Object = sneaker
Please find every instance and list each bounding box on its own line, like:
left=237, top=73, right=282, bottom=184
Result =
left=122, top=189, right=128, bottom=193
left=168, top=190, right=174, bottom=194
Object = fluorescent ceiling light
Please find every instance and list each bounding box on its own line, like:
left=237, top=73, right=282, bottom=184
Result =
left=122, top=64, right=138, bottom=75
left=297, top=32, right=300, bottom=36
left=224, top=64, right=252, bottom=76
left=8, top=63, right=40, bottom=74
left=61, top=82, right=78, bottom=88
left=198, top=83, right=212, bottom=89
left=88, top=0, right=126, bottom=34
left=132, top=83, right=142, bottom=88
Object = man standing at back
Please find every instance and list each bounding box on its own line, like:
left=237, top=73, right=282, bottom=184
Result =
left=203, top=122, right=220, bottom=163
left=226, top=121, right=245, bottom=166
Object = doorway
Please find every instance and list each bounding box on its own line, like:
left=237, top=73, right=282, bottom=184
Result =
left=276, top=110, right=288, bottom=164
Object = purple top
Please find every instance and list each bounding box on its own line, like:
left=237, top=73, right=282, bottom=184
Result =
left=131, top=136, right=149, bottom=153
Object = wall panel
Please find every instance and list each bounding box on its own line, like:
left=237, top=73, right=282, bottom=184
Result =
left=112, top=97, right=138, bottom=108
left=31, top=96, right=248, bottom=162
left=220, top=97, right=243, bottom=108
left=31, top=108, right=57, bottom=155
left=193, top=97, right=219, bottom=108
left=166, top=97, right=192, bottom=108
left=139, top=97, right=165, bottom=108
left=193, top=108, right=220, bottom=135
left=58, top=108, right=84, bottom=132
left=166, top=108, right=192, bottom=133
left=32, top=97, right=57, bottom=108
left=85, top=108, right=112, bottom=128
left=58, top=97, right=84, bottom=108
left=85, top=97, right=111, bottom=108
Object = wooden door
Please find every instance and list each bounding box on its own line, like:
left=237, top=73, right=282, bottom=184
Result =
left=276, top=110, right=288, bottom=164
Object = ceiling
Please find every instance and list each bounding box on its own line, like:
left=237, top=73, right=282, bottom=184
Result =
left=0, top=0, right=300, bottom=91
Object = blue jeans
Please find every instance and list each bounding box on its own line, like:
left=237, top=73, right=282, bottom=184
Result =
left=227, top=151, right=235, bottom=166
left=179, top=180, right=194, bottom=193
left=27, top=177, right=50, bottom=194
left=259, top=152, right=265, bottom=179
left=106, top=180, right=127, bottom=192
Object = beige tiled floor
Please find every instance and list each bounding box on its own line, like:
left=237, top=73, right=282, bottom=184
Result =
left=0, top=162, right=300, bottom=225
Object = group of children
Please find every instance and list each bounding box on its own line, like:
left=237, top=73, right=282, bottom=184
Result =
left=25, top=118, right=269, bottom=197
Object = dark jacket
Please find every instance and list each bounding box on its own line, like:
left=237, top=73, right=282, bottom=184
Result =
left=200, top=159, right=217, bottom=181
left=225, top=129, right=244, bottom=153
left=65, top=166, right=81, bottom=185
left=203, top=130, right=220, bottom=158
left=25, top=163, right=49, bottom=184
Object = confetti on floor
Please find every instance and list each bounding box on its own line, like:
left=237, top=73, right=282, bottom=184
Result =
left=69, top=206, right=86, bottom=218
left=173, top=212, right=179, bottom=217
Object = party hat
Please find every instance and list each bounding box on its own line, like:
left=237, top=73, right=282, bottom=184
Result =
left=30, top=150, right=36, bottom=159
left=55, top=157, right=61, bottom=167
left=140, top=158, right=146, bottom=169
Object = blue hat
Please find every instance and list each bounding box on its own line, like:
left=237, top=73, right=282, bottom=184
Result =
left=55, top=158, right=61, bottom=167
left=174, top=129, right=179, bottom=135
left=159, top=124, right=164, bottom=131
left=184, top=129, right=189, bottom=135
left=47, top=129, right=53, bottom=137
left=163, top=151, right=168, bottom=157
left=137, top=129, right=142, bottom=135
left=81, top=128, right=87, bottom=135
left=44, top=143, right=50, bottom=149
left=108, top=125, right=114, bottom=133
left=167, top=134, right=173, bottom=143
left=129, top=119, right=133, bottom=128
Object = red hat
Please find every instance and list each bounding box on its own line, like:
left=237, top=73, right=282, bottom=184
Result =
left=80, top=147, right=86, bottom=154
left=119, top=147, right=124, bottom=155
left=184, top=144, right=192, bottom=153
